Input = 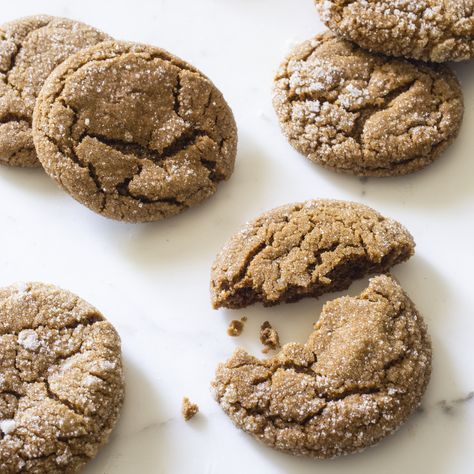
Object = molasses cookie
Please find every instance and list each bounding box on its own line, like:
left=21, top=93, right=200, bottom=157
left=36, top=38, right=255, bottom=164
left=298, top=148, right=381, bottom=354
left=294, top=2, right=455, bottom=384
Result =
left=0, top=282, right=124, bottom=473
left=33, top=41, right=237, bottom=222
left=211, top=199, right=414, bottom=309
left=212, top=274, right=432, bottom=458
left=316, top=0, right=474, bottom=63
left=273, top=32, right=464, bottom=176
left=0, top=15, right=110, bottom=167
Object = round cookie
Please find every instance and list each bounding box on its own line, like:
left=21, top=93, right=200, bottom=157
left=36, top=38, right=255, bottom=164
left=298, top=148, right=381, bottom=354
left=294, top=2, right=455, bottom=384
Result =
left=0, top=15, right=110, bottom=167
left=273, top=32, right=464, bottom=177
left=0, top=282, right=124, bottom=473
left=33, top=41, right=237, bottom=223
left=212, top=274, right=432, bottom=458
left=316, top=0, right=474, bottom=63
left=211, top=199, right=414, bottom=309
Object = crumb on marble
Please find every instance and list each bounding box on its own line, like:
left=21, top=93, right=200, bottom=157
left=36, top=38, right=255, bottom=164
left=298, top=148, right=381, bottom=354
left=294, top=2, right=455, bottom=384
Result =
left=182, top=397, right=199, bottom=421
left=260, top=321, right=280, bottom=353
left=227, top=318, right=245, bottom=337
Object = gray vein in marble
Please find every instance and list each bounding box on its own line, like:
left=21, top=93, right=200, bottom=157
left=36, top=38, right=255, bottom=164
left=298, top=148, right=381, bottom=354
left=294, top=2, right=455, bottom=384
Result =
left=437, top=391, right=474, bottom=415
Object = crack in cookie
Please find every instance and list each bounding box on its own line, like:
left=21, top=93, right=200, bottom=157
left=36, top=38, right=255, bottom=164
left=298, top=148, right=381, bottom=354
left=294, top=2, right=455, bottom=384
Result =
left=211, top=199, right=414, bottom=309
left=0, top=282, right=124, bottom=473
left=212, top=275, right=432, bottom=458
left=273, top=32, right=464, bottom=176
left=33, top=41, right=237, bottom=222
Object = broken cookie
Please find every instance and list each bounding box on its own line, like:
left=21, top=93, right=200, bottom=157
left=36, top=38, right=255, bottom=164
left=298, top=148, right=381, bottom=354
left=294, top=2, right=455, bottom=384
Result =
left=33, top=40, right=237, bottom=222
left=211, top=199, right=414, bottom=309
left=212, top=275, right=432, bottom=458
left=0, top=282, right=124, bottom=473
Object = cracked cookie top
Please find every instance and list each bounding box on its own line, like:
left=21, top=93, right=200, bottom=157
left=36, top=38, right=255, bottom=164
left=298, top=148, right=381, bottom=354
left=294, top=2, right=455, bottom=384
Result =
left=212, top=275, right=432, bottom=458
left=0, top=15, right=110, bottom=167
left=316, top=0, right=474, bottom=63
left=211, top=199, right=414, bottom=309
left=0, top=282, right=124, bottom=473
left=273, top=32, right=464, bottom=176
left=32, top=40, right=237, bottom=222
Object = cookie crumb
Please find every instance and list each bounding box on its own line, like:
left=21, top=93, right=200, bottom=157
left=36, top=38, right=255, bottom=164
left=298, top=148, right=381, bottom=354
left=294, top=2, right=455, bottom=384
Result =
left=227, top=319, right=245, bottom=337
left=182, top=397, right=199, bottom=421
left=260, top=321, right=280, bottom=353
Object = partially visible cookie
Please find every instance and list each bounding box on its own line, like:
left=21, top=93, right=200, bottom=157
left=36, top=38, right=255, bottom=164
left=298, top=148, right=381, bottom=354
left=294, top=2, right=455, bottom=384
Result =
left=0, top=282, right=124, bottom=473
left=273, top=32, right=464, bottom=176
left=316, top=0, right=474, bottom=63
left=212, top=274, right=432, bottom=458
left=0, top=15, right=110, bottom=167
left=211, top=199, right=414, bottom=309
left=33, top=40, right=237, bottom=222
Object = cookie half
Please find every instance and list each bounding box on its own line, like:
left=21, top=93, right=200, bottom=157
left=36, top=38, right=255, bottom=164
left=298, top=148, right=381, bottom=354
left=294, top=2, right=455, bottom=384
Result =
left=273, top=32, right=464, bottom=176
left=211, top=199, right=414, bottom=309
left=33, top=41, right=237, bottom=222
left=0, top=282, right=124, bottom=473
left=0, top=15, right=110, bottom=167
left=212, top=274, right=432, bottom=458
left=316, top=0, right=474, bottom=63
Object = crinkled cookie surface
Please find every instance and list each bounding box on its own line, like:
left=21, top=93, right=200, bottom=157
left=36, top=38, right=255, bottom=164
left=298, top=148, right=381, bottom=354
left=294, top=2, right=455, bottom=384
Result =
left=273, top=32, right=464, bottom=176
left=33, top=41, right=237, bottom=222
left=212, top=275, right=432, bottom=458
left=211, top=200, right=414, bottom=309
left=0, top=282, right=124, bottom=473
left=316, top=0, right=474, bottom=62
left=0, top=15, right=110, bottom=167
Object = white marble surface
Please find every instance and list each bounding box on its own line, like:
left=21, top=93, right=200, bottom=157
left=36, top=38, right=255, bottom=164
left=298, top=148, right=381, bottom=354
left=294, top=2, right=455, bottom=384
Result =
left=1, top=0, right=473, bottom=473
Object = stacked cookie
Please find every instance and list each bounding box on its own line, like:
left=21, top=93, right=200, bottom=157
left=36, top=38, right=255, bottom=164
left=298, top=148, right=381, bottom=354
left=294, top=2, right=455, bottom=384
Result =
left=272, top=1, right=471, bottom=176
left=318, top=0, right=474, bottom=63
left=0, top=15, right=237, bottom=222
left=0, top=16, right=111, bottom=168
